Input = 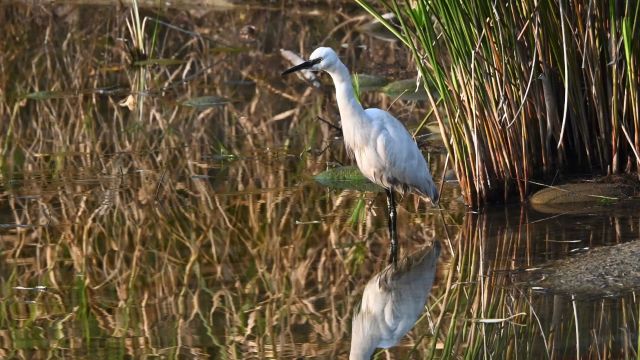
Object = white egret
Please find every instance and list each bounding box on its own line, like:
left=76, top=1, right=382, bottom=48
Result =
left=350, top=240, right=440, bottom=359
left=282, top=47, right=438, bottom=264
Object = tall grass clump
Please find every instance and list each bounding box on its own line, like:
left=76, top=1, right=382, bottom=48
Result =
left=357, top=0, right=640, bottom=206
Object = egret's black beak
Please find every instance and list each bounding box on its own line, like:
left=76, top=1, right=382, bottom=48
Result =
left=281, top=57, right=322, bottom=76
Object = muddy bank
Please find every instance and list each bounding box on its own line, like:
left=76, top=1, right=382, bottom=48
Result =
left=521, top=240, right=640, bottom=297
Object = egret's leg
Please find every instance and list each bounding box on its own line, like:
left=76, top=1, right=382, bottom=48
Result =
left=385, top=189, right=398, bottom=265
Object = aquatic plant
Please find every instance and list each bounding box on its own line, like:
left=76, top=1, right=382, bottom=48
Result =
left=0, top=2, right=637, bottom=359
left=357, top=0, right=640, bottom=207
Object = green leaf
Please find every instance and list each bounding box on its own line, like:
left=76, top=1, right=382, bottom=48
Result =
left=23, top=90, right=79, bottom=100
left=313, top=166, right=383, bottom=192
left=353, top=73, right=390, bottom=92
left=348, top=197, right=366, bottom=226
left=382, top=79, right=428, bottom=101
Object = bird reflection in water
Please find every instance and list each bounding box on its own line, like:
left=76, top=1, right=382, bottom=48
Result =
left=350, top=241, right=441, bottom=360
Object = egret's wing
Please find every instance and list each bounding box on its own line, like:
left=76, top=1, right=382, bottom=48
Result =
left=365, top=108, right=437, bottom=200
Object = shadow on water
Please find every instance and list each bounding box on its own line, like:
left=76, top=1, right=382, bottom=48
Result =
left=0, top=1, right=638, bottom=359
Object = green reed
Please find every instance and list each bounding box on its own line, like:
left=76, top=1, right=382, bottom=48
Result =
left=357, top=0, right=640, bottom=207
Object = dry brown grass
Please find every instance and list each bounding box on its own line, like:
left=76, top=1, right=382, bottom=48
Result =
left=0, top=2, right=637, bottom=359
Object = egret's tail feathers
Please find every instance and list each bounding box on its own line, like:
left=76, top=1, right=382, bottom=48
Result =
left=394, top=178, right=439, bottom=205
left=417, top=184, right=439, bottom=207
left=431, top=186, right=440, bottom=205
left=417, top=181, right=439, bottom=206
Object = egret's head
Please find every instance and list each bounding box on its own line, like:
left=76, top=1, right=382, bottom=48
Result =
left=281, top=47, right=339, bottom=76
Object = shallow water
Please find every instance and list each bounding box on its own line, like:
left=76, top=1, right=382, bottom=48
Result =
left=0, top=2, right=639, bottom=359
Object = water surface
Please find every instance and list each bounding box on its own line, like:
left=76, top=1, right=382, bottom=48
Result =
left=0, top=2, right=638, bottom=359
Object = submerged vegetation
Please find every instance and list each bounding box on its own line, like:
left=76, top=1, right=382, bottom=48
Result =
left=0, top=1, right=638, bottom=359
left=358, top=0, right=640, bottom=206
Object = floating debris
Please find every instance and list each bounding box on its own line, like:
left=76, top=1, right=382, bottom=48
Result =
left=280, top=49, right=321, bottom=88
left=181, top=95, right=229, bottom=110
left=24, top=87, right=130, bottom=99
left=94, top=86, right=130, bottom=96
left=14, top=285, right=47, bottom=291
left=119, top=94, right=137, bottom=110
left=0, top=223, right=37, bottom=229
left=295, top=220, right=322, bottom=225
left=24, top=90, right=80, bottom=100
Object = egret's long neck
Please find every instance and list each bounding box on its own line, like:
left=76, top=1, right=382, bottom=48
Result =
left=327, top=62, right=366, bottom=127
left=327, top=62, right=367, bottom=152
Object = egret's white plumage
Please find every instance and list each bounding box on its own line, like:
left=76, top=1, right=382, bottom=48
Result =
left=305, top=47, right=438, bottom=202
left=350, top=241, right=440, bottom=360
left=282, top=47, right=438, bottom=264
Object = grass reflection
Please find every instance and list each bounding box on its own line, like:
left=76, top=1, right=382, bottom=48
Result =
left=0, top=2, right=638, bottom=359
